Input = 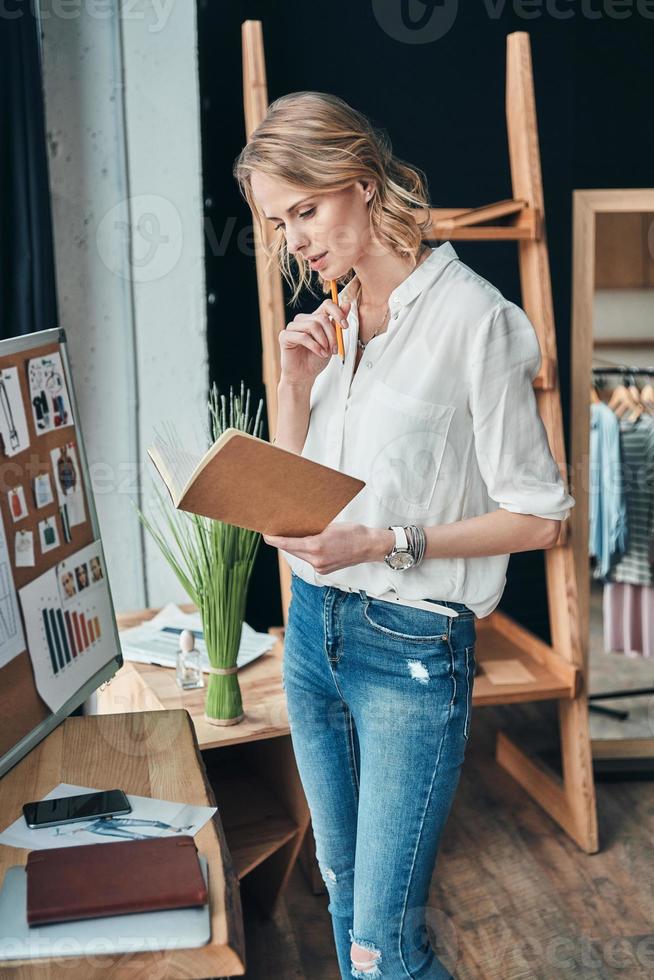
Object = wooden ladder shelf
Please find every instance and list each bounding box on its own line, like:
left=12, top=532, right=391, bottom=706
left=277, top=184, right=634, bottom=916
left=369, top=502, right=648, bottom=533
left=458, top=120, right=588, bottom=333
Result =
left=241, top=23, right=598, bottom=854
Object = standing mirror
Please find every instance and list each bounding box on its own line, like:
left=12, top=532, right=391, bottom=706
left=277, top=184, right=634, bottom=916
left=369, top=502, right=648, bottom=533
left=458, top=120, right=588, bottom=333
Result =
left=572, top=190, right=654, bottom=777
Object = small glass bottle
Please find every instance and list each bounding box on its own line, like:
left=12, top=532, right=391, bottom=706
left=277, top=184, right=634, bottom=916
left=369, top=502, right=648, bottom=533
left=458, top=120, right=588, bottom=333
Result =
left=176, top=629, right=204, bottom=690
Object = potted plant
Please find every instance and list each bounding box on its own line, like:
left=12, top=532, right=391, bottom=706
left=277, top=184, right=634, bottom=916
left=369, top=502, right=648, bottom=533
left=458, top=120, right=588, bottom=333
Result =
left=139, top=382, right=264, bottom=725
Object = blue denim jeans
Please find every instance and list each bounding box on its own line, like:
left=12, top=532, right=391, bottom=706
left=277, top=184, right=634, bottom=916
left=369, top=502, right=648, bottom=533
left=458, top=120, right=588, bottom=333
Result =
left=283, top=571, right=476, bottom=979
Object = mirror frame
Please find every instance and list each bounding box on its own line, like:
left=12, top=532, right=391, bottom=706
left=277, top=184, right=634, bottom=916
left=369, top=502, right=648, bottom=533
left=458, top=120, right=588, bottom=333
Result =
left=571, top=188, right=654, bottom=756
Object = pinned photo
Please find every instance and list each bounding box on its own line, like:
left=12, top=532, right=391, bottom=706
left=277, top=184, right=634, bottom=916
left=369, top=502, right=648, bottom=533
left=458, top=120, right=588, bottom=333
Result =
left=51, top=442, right=86, bottom=527
left=27, top=353, right=74, bottom=434
left=0, top=367, right=30, bottom=457
left=60, top=570, right=77, bottom=599
left=75, top=563, right=89, bottom=591
left=7, top=485, right=28, bottom=523
left=33, top=472, right=55, bottom=509
left=15, top=530, right=35, bottom=568
left=90, top=556, right=104, bottom=582
left=38, top=517, right=60, bottom=555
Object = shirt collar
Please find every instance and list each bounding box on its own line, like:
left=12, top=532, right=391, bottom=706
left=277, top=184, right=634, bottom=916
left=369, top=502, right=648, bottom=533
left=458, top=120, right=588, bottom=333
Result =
left=339, top=241, right=458, bottom=309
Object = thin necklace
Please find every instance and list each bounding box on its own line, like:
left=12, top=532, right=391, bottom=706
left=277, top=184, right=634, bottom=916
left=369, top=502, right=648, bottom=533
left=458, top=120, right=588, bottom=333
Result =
left=354, top=245, right=429, bottom=352
left=356, top=302, right=390, bottom=352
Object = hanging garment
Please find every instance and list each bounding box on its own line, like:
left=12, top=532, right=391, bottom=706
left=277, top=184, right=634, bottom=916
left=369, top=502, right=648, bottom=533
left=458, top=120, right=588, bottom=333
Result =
left=589, top=401, right=629, bottom=579
left=607, top=414, right=654, bottom=587
left=603, top=581, right=654, bottom=658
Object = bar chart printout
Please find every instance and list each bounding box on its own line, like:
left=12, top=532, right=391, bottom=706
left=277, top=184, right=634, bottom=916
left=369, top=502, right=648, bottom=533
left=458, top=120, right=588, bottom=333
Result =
left=18, top=540, right=115, bottom=710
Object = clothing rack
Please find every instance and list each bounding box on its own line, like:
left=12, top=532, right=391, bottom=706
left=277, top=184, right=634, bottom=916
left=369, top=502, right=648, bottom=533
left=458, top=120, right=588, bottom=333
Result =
left=588, top=369, right=654, bottom=723
left=589, top=687, right=654, bottom=720
left=592, top=366, right=654, bottom=377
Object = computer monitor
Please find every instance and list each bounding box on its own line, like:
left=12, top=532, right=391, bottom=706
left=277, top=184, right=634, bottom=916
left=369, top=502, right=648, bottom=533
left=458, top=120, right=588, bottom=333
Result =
left=0, top=328, right=122, bottom=778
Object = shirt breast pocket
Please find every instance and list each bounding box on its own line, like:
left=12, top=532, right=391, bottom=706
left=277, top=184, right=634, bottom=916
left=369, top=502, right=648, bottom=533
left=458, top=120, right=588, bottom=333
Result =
left=367, top=379, right=455, bottom=516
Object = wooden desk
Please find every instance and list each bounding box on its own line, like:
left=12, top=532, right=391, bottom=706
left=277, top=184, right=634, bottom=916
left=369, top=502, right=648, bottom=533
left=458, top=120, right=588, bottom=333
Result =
left=99, top=620, right=290, bottom=751
left=96, top=617, right=315, bottom=913
left=0, top=710, right=245, bottom=979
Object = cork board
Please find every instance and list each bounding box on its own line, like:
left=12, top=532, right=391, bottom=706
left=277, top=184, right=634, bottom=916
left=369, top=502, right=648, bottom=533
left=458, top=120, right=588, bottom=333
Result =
left=0, top=333, right=119, bottom=765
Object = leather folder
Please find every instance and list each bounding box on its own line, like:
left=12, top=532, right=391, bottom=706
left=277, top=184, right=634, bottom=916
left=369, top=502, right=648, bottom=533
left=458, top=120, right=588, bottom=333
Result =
left=26, top=835, right=208, bottom=926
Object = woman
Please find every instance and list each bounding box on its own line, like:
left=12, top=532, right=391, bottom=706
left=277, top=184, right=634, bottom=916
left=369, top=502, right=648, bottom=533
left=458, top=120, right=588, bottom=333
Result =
left=234, top=92, right=574, bottom=979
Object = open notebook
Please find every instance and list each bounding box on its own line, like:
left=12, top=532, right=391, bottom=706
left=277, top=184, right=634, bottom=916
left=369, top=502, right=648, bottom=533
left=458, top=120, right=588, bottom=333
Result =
left=148, top=428, right=365, bottom=537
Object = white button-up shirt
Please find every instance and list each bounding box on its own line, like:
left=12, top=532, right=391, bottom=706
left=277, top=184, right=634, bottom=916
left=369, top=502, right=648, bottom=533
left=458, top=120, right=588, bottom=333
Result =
left=282, top=242, right=575, bottom=618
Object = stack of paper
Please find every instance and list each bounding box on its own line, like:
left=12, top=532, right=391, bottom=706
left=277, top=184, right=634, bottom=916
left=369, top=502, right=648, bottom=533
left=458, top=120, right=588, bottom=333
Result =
left=118, top=603, right=277, bottom=672
left=0, top=782, right=217, bottom=851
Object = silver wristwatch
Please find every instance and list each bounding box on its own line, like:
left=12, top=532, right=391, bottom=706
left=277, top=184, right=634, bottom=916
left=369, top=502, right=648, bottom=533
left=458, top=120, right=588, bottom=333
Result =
left=383, top=525, right=416, bottom=571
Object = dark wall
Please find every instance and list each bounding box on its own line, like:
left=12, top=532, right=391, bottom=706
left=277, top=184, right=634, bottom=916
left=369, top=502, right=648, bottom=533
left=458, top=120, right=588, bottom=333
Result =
left=197, top=0, right=654, bottom=636
left=0, top=2, right=58, bottom=340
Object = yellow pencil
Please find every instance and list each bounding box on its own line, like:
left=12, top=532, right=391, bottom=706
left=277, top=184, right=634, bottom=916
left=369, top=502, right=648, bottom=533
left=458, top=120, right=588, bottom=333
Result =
left=329, top=280, right=345, bottom=364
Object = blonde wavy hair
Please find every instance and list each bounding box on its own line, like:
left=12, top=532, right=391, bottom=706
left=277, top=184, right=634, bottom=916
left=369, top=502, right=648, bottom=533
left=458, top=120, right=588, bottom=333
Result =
left=233, top=91, right=432, bottom=306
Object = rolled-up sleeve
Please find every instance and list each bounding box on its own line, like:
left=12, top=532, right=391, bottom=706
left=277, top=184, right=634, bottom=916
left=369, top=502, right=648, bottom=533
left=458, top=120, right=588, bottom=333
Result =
left=469, top=302, right=575, bottom=521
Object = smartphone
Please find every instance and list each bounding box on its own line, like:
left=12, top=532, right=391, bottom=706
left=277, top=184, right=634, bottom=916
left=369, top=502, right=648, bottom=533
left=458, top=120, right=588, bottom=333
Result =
left=23, top=789, right=131, bottom=829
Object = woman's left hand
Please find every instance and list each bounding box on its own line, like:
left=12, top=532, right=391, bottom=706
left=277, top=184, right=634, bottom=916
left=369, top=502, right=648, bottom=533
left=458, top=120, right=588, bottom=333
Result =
left=263, top=522, right=382, bottom=575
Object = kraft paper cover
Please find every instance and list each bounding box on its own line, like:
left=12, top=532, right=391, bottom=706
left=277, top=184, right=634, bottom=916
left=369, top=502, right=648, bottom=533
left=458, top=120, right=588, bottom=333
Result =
left=149, top=429, right=365, bottom=537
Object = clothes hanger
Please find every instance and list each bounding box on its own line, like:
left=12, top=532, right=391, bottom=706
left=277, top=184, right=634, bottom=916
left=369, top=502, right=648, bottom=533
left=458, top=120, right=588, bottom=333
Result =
left=639, top=373, right=654, bottom=414
left=626, top=373, right=645, bottom=420
left=627, top=372, right=648, bottom=420
left=607, top=371, right=644, bottom=421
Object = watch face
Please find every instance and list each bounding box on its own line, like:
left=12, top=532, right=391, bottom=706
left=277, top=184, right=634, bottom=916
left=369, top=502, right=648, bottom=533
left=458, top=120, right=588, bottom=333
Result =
left=389, top=551, right=415, bottom=570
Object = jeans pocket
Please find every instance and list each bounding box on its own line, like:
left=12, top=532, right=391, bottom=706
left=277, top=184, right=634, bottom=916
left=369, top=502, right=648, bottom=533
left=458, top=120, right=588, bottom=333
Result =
left=362, top=597, right=450, bottom=643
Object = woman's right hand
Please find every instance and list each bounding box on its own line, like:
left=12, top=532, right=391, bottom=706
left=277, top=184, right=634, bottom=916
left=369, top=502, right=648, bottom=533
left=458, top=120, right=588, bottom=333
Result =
left=279, top=299, right=350, bottom=387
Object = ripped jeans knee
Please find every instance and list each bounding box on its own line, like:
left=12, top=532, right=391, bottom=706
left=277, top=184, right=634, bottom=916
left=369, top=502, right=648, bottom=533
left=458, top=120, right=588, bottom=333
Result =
left=349, top=929, right=382, bottom=978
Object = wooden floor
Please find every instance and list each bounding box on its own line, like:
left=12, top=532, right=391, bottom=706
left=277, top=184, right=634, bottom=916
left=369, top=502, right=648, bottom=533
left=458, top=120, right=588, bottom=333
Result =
left=224, top=699, right=653, bottom=980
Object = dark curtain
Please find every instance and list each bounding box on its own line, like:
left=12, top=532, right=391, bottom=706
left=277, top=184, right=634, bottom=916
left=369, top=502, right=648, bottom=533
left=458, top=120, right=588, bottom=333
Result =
left=0, top=1, right=58, bottom=340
